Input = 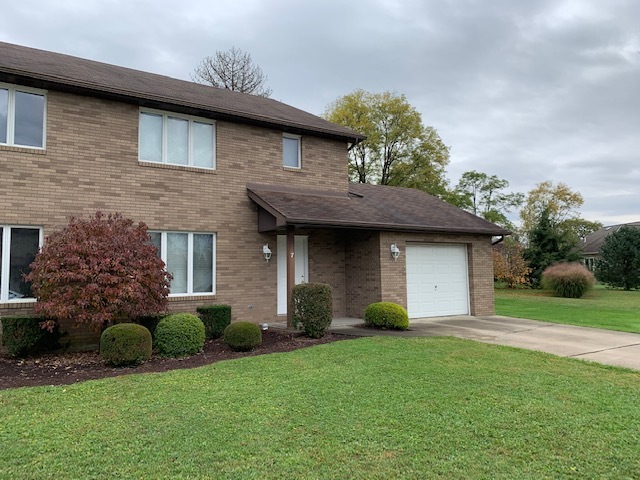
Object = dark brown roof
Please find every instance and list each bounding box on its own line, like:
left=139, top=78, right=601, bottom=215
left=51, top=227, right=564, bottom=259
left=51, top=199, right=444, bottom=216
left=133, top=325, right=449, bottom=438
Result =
left=247, top=182, right=510, bottom=235
left=0, top=41, right=364, bottom=142
left=582, top=221, right=640, bottom=255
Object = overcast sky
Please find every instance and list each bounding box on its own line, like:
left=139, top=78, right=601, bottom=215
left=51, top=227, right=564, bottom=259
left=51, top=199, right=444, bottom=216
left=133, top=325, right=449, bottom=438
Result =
left=2, top=0, right=638, bottom=225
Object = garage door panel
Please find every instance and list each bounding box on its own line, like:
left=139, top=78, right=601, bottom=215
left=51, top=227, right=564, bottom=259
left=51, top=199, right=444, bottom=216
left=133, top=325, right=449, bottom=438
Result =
left=406, top=244, right=469, bottom=318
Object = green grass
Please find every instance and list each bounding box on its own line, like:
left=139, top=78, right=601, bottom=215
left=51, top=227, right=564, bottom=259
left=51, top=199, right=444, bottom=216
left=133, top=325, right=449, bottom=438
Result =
left=2, top=337, right=640, bottom=479
left=495, top=286, right=640, bottom=333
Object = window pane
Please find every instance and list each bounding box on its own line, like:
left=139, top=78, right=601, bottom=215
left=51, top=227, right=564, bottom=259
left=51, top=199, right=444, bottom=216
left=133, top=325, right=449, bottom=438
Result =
left=148, top=232, right=161, bottom=258
left=14, top=91, right=45, bottom=148
left=192, top=122, right=214, bottom=168
left=167, top=117, right=188, bottom=165
left=9, top=228, right=39, bottom=299
left=193, top=234, right=213, bottom=293
left=283, top=136, right=300, bottom=168
left=167, top=233, right=188, bottom=294
left=0, top=89, right=7, bottom=144
left=139, top=113, right=163, bottom=162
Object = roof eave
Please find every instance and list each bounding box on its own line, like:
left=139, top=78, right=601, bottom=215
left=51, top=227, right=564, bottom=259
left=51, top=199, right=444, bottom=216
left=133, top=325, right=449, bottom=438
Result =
left=0, top=69, right=365, bottom=143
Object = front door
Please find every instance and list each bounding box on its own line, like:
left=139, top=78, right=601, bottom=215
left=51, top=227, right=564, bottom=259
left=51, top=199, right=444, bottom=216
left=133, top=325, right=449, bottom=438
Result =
left=277, top=235, right=309, bottom=315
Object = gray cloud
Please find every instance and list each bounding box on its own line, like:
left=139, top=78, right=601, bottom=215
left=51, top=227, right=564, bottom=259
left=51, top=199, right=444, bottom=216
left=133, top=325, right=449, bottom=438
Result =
left=1, top=0, right=638, bottom=225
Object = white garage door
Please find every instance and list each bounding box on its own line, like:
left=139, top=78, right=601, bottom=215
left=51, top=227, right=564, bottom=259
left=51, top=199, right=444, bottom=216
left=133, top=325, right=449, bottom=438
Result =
left=406, top=244, right=469, bottom=318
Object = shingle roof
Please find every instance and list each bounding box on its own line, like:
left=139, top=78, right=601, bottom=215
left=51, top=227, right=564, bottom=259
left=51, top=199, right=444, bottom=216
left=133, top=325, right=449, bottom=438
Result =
left=582, top=221, right=640, bottom=255
left=0, top=41, right=364, bottom=142
left=247, top=183, right=510, bottom=236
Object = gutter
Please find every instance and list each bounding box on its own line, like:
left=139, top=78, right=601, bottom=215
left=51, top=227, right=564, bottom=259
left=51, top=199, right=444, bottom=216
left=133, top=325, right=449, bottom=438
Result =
left=492, top=235, right=505, bottom=246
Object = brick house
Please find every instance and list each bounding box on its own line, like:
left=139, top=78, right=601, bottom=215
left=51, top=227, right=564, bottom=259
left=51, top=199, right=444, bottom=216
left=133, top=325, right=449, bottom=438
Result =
left=0, top=41, right=507, bottom=348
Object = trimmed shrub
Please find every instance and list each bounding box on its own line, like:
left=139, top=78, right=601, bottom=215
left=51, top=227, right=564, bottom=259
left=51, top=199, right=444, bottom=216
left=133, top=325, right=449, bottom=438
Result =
left=541, top=262, right=595, bottom=298
left=364, top=302, right=409, bottom=330
left=1, top=316, right=63, bottom=357
left=196, top=304, right=232, bottom=339
left=100, top=323, right=152, bottom=366
left=223, top=322, right=262, bottom=352
left=292, top=283, right=333, bottom=338
left=154, top=313, right=205, bottom=357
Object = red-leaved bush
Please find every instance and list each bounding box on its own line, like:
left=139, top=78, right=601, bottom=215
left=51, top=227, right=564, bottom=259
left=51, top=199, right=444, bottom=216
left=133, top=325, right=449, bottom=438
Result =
left=541, top=262, right=595, bottom=298
left=26, top=212, right=171, bottom=332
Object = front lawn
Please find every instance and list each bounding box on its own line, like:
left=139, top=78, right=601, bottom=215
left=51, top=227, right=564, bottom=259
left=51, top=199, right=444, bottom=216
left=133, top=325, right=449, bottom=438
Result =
left=495, top=286, right=640, bottom=333
left=1, top=337, right=639, bottom=478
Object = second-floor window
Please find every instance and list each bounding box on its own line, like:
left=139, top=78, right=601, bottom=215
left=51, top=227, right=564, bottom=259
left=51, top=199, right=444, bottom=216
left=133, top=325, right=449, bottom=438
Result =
left=0, top=84, right=46, bottom=149
left=139, top=109, right=215, bottom=169
left=283, top=133, right=301, bottom=168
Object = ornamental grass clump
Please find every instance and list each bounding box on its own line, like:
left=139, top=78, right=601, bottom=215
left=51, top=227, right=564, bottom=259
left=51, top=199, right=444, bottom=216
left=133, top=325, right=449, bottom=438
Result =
left=541, top=262, right=595, bottom=298
left=100, top=323, right=152, bottom=366
left=154, top=313, right=205, bottom=357
left=364, top=302, right=409, bottom=330
left=223, top=322, right=262, bottom=352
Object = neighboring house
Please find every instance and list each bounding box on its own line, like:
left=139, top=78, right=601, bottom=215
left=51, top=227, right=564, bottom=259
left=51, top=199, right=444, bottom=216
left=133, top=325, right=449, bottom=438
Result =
left=0, top=41, right=508, bottom=349
left=582, top=221, right=640, bottom=271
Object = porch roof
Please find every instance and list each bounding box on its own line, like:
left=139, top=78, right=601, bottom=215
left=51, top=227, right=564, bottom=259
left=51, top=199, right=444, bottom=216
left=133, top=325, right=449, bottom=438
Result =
left=247, top=183, right=510, bottom=236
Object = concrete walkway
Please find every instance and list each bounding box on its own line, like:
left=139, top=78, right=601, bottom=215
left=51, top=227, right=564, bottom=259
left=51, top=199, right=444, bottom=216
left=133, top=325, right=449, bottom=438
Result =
left=322, top=316, right=640, bottom=371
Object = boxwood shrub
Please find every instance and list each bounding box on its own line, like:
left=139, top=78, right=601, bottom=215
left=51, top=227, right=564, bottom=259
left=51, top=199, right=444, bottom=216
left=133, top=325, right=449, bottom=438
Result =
left=223, top=322, right=262, bottom=352
left=100, top=323, right=152, bottom=366
left=1, top=316, right=62, bottom=357
left=154, top=313, right=205, bottom=357
left=292, top=283, right=333, bottom=338
left=196, top=304, right=232, bottom=339
left=364, top=302, right=409, bottom=330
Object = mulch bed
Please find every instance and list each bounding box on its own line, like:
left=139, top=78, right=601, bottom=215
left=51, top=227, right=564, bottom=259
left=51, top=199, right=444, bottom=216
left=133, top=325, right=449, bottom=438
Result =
left=0, top=330, right=355, bottom=390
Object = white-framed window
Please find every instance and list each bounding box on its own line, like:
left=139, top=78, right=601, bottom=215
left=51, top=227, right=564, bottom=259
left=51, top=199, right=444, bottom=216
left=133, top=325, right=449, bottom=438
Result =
left=283, top=133, right=301, bottom=168
left=148, top=231, right=216, bottom=296
left=139, top=108, right=215, bottom=169
left=0, top=83, right=46, bottom=149
left=0, top=226, right=43, bottom=303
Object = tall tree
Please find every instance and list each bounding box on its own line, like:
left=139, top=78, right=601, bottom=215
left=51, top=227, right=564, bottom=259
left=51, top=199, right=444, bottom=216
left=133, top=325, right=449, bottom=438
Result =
left=452, top=171, right=524, bottom=229
left=520, top=181, right=583, bottom=234
left=595, top=227, right=640, bottom=290
left=191, top=46, right=272, bottom=97
left=324, top=90, right=450, bottom=196
left=523, top=207, right=582, bottom=286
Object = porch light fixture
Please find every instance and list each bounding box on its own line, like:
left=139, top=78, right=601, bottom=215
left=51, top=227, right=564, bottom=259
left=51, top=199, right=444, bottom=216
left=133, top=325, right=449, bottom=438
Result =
left=263, top=244, right=272, bottom=262
left=390, top=243, right=401, bottom=260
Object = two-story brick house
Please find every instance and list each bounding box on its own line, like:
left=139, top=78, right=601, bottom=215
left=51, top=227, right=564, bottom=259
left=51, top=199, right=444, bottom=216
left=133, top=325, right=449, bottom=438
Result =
left=0, top=41, right=507, bottom=349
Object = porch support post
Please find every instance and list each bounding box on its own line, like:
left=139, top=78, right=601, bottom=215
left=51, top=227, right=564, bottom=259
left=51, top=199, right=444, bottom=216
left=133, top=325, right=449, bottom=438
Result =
left=286, top=226, right=295, bottom=328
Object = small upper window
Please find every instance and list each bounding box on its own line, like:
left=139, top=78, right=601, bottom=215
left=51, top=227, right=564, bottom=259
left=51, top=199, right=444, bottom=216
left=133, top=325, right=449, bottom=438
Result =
left=139, top=109, right=215, bottom=169
left=0, top=84, right=46, bottom=149
left=283, top=133, right=301, bottom=169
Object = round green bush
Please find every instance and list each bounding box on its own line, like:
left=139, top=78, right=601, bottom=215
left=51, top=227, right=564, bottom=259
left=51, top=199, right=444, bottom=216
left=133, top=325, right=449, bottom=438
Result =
left=223, top=322, right=262, bottom=352
left=364, top=302, right=409, bottom=330
left=541, top=262, right=595, bottom=298
left=100, top=323, right=152, bottom=366
left=154, top=313, right=205, bottom=357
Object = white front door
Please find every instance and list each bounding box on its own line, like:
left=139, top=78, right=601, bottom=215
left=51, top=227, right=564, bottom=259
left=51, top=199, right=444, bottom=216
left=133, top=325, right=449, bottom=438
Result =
left=406, top=244, right=469, bottom=318
left=277, top=235, right=309, bottom=315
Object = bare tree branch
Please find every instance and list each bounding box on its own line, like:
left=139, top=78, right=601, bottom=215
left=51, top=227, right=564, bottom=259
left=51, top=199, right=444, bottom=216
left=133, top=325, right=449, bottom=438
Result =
left=191, top=46, right=272, bottom=97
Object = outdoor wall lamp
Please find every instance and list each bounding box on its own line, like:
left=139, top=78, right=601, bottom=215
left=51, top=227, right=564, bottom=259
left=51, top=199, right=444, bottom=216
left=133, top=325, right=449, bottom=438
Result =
left=263, top=244, right=272, bottom=262
left=390, top=243, right=401, bottom=260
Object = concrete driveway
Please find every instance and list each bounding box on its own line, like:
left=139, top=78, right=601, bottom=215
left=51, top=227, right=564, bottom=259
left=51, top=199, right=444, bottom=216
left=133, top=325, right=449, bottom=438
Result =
left=328, top=316, right=640, bottom=371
